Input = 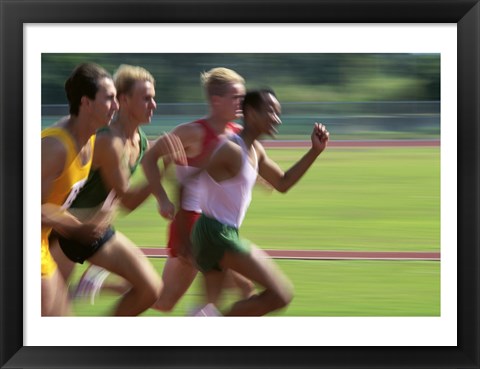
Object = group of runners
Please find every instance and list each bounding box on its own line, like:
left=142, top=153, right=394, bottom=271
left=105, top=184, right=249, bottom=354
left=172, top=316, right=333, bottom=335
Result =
left=41, top=62, right=330, bottom=317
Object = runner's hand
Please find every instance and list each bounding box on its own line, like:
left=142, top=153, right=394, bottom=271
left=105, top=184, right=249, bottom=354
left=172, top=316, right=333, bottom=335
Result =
left=311, top=122, right=329, bottom=154
left=159, top=132, right=187, bottom=166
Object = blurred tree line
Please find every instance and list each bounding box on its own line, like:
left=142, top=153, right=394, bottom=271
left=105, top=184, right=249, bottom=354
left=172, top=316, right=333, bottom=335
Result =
left=42, top=53, right=439, bottom=104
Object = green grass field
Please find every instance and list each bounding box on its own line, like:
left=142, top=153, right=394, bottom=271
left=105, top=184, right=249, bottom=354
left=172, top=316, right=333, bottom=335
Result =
left=71, top=146, right=441, bottom=316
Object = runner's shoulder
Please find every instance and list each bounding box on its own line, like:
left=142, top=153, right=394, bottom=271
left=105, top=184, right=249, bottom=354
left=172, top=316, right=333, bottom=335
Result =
left=172, top=120, right=206, bottom=142
left=227, top=122, right=243, bottom=134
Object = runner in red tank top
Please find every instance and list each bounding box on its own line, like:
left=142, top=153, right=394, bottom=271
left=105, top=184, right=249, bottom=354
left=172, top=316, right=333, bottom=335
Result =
left=142, top=67, right=255, bottom=313
left=165, top=118, right=241, bottom=256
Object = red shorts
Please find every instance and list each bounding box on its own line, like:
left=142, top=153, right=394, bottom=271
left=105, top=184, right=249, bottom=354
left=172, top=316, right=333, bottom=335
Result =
left=167, top=209, right=201, bottom=257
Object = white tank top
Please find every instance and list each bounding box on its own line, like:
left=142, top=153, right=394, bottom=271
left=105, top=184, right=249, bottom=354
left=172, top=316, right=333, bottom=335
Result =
left=175, top=165, right=202, bottom=212
left=174, top=119, right=242, bottom=212
left=199, top=135, right=258, bottom=228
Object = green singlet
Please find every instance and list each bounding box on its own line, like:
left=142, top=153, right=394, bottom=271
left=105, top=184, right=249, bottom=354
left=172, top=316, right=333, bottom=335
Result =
left=70, top=126, right=148, bottom=209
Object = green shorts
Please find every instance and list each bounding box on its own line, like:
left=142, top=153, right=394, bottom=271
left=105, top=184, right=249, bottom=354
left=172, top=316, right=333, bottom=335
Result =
left=191, top=214, right=251, bottom=273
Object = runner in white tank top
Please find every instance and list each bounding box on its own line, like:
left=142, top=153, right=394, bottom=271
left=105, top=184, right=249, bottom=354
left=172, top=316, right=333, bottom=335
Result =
left=200, top=134, right=258, bottom=228
left=141, top=67, right=255, bottom=313
left=174, top=119, right=242, bottom=213
left=191, top=88, right=330, bottom=316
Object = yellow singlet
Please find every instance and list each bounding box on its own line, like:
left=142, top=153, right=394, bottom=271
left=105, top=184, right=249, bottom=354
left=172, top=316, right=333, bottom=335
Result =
left=41, top=127, right=95, bottom=278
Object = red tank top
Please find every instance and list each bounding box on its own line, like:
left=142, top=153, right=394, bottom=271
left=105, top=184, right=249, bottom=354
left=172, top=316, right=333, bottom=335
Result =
left=186, top=119, right=242, bottom=167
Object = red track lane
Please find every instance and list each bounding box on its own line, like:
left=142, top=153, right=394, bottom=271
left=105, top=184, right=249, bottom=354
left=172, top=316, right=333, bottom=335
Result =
left=261, top=139, right=440, bottom=148
left=140, top=248, right=440, bottom=261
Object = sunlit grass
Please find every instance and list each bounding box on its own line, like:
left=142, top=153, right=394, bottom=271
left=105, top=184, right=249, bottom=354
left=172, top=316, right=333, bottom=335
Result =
left=115, top=147, right=440, bottom=252
left=68, top=146, right=441, bottom=317
left=72, top=258, right=440, bottom=317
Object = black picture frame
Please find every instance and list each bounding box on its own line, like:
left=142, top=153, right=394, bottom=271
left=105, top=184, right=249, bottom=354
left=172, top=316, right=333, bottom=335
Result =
left=1, top=1, right=479, bottom=368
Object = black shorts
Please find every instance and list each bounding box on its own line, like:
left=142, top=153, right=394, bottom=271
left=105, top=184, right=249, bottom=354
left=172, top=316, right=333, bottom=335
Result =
left=57, top=227, right=115, bottom=264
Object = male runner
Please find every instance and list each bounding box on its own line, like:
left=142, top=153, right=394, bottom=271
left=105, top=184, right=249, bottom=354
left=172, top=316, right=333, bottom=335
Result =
left=142, top=67, right=255, bottom=312
left=51, top=64, right=186, bottom=316
left=191, top=89, right=329, bottom=316
left=42, top=63, right=118, bottom=316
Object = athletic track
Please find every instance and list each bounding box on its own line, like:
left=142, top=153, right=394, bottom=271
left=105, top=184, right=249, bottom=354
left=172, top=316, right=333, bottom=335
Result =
left=140, top=248, right=440, bottom=261
left=261, top=139, right=440, bottom=148
left=141, top=139, right=440, bottom=262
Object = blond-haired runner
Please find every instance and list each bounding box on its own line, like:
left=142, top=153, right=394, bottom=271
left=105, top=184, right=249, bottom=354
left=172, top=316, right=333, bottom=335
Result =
left=191, top=89, right=329, bottom=316
left=42, top=63, right=118, bottom=316
left=142, top=67, right=255, bottom=313
left=50, top=64, right=186, bottom=316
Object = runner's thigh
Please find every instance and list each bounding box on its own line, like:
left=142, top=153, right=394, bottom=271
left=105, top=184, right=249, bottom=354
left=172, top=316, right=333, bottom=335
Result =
left=88, top=231, right=159, bottom=286
left=220, top=245, right=292, bottom=297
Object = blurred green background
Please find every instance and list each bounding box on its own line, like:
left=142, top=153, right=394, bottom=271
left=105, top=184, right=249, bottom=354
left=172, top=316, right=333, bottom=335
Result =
left=42, top=53, right=440, bottom=140
left=42, top=54, right=441, bottom=316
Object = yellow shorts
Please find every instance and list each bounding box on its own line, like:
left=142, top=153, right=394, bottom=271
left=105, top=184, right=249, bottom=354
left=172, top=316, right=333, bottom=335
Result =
left=41, top=234, right=57, bottom=278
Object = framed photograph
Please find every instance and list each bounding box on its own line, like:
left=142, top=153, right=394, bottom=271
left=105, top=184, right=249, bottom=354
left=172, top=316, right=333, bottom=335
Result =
left=1, top=0, right=479, bottom=368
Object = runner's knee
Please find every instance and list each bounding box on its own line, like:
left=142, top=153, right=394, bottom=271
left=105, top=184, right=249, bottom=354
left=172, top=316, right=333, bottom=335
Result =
left=135, top=274, right=162, bottom=306
left=154, top=290, right=178, bottom=312
left=154, top=300, right=174, bottom=312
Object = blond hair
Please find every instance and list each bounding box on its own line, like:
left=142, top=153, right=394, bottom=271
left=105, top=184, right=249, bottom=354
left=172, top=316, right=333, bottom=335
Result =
left=201, top=67, right=245, bottom=97
left=113, top=64, right=155, bottom=97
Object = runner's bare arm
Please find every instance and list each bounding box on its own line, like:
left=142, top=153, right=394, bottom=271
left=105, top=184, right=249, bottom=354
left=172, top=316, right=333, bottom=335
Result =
left=257, top=123, right=329, bottom=193
left=119, top=182, right=152, bottom=212
left=41, top=136, right=66, bottom=204
left=205, top=141, right=243, bottom=182
left=94, top=133, right=131, bottom=197
left=142, top=124, right=201, bottom=219
left=121, top=137, right=167, bottom=211
left=93, top=133, right=151, bottom=213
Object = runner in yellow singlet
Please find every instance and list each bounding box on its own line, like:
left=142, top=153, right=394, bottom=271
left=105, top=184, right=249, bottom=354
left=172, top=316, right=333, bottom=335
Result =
left=41, top=63, right=118, bottom=316
left=41, top=127, right=95, bottom=278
